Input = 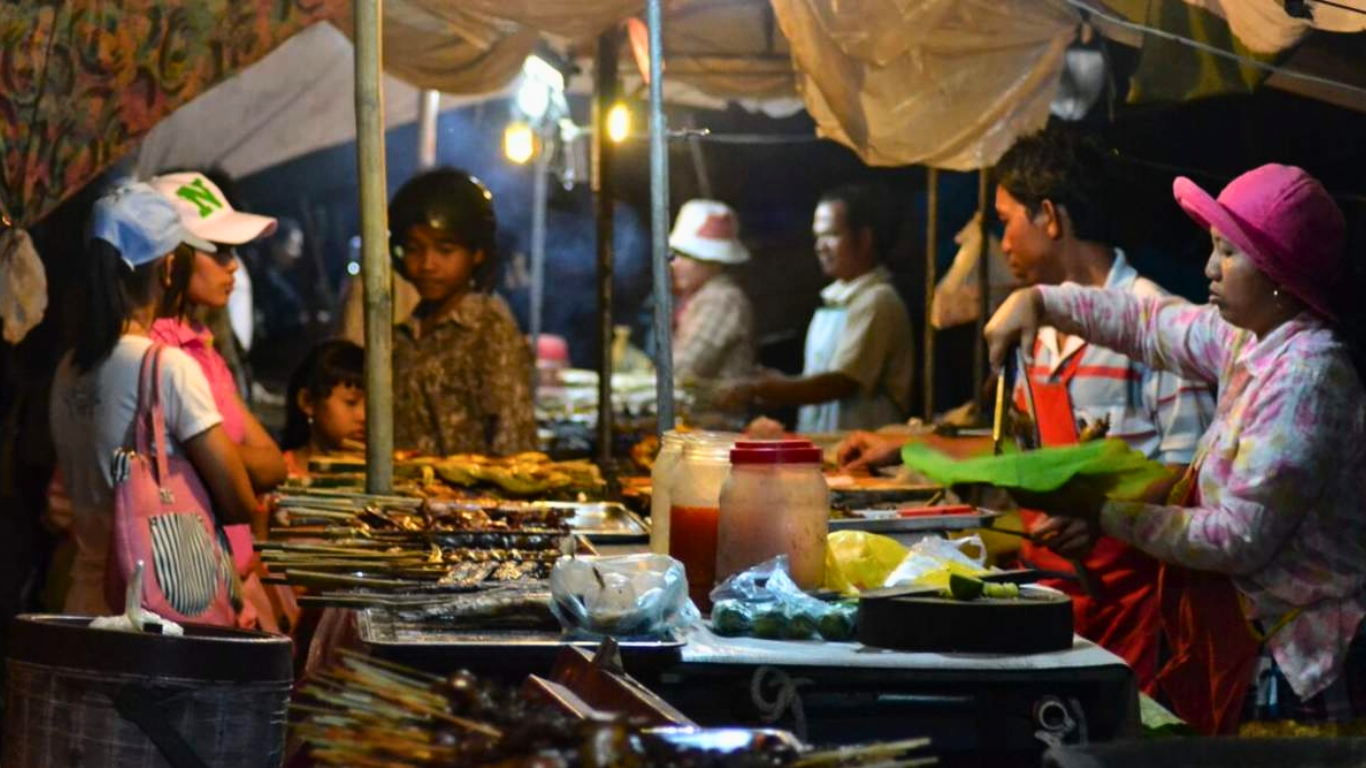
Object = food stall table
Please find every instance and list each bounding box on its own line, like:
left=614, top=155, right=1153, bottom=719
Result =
left=646, top=625, right=1138, bottom=766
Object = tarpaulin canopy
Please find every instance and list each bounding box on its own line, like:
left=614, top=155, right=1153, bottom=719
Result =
left=134, top=23, right=506, bottom=181
left=772, top=0, right=1079, bottom=170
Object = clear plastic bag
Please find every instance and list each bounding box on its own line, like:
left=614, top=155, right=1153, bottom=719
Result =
left=883, top=534, right=990, bottom=590
left=708, top=556, right=858, bottom=642
left=550, top=554, right=699, bottom=639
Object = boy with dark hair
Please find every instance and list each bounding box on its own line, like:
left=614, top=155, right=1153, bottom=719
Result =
left=388, top=168, right=536, bottom=456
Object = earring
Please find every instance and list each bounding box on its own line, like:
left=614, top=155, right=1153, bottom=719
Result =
left=1273, top=288, right=1281, bottom=299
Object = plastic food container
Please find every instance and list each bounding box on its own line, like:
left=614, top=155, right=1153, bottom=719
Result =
left=716, top=440, right=829, bottom=590
left=668, top=437, right=736, bottom=611
left=650, top=431, right=689, bottom=555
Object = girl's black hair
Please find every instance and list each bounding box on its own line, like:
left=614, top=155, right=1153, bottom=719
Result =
left=72, top=241, right=163, bottom=373
left=157, top=243, right=200, bottom=320
left=282, top=340, right=364, bottom=450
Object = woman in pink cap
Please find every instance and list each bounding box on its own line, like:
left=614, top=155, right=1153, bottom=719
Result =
left=986, top=164, right=1366, bottom=736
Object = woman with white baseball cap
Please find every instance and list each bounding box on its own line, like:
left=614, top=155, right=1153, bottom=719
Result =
left=669, top=199, right=755, bottom=383
left=49, top=182, right=260, bottom=616
left=986, top=164, right=1366, bottom=735
left=148, top=171, right=286, bottom=502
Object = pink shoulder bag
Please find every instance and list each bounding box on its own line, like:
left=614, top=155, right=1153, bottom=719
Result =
left=106, top=343, right=238, bottom=625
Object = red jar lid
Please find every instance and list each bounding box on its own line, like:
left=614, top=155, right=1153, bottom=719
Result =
left=730, top=439, right=823, bottom=465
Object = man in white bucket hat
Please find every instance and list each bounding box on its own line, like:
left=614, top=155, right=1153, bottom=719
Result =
left=669, top=199, right=755, bottom=382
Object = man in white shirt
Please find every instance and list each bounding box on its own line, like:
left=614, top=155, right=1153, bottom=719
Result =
left=719, top=184, right=915, bottom=432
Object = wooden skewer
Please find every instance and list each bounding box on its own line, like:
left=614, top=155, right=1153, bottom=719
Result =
left=792, top=737, right=933, bottom=768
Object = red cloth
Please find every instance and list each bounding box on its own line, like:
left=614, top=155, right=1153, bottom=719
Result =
left=1016, top=343, right=1162, bottom=689
left=1150, top=478, right=1261, bottom=735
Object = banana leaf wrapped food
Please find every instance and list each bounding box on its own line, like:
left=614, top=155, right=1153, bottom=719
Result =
left=901, top=438, right=1173, bottom=502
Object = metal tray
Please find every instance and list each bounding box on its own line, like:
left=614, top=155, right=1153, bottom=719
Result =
left=828, top=483, right=944, bottom=511
left=830, top=506, right=1003, bottom=533
left=534, top=502, right=651, bottom=543
left=358, top=607, right=683, bottom=650
left=641, top=727, right=805, bottom=754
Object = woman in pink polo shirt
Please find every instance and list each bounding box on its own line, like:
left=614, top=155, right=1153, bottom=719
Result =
left=149, top=172, right=293, bottom=634
left=148, top=172, right=286, bottom=510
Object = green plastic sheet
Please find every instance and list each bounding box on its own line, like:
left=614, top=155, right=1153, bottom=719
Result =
left=901, top=439, right=1171, bottom=501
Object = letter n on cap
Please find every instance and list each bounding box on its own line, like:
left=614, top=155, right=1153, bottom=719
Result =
left=177, top=179, right=225, bottom=218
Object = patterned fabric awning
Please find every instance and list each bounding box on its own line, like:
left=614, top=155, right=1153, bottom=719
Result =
left=0, top=1, right=344, bottom=228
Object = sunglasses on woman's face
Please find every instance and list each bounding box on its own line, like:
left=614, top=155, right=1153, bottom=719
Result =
left=205, top=246, right=238, bottom=266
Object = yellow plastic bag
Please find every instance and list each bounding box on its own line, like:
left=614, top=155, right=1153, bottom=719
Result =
left=823, top=531, right=908, bottom=595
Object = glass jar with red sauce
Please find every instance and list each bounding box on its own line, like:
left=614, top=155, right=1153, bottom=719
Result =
left=668, top=438, right=735, bottom=612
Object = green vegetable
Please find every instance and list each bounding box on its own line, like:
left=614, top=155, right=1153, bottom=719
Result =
left=817, top=607, right=857, bottom=641
left=948, top=573, right=1020, bottom=601
left=752, top=610, right=786, bottom=639
left=948, top=573, right=986, bottom=601
left=711, top=602, right=752, bottom=636
left=785, top=612, right=819, bottom=640
left=983, top=582, right=1020, bottom=599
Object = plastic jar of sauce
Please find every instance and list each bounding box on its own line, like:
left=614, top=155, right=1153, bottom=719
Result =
left=668, top=437, right=736, bottom=611
left=649, top=431, right=690, bottom=555
left=716, top=440, right=829, bottom=590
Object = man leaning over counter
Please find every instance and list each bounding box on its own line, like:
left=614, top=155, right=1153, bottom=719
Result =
left=717, top=184, right=915, bottom=433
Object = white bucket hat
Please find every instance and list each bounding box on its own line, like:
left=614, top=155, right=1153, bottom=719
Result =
left=668, top=199, right=750, bottom=265
left=149, top=172, right=278, bottom=245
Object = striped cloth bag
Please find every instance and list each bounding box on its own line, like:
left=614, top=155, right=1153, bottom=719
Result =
left=106, top=343, right=237, bottom=626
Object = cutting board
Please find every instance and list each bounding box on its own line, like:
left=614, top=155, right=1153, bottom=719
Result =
left=858, top=589, right=1073, bottom=654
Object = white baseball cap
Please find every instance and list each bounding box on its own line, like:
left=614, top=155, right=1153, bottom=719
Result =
left=149, top=172, right=278, bottom=245
left=668, top=199, right=750, bottom=265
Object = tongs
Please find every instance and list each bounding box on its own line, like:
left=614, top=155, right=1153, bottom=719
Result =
left=990, top=347, right=1100, bottom=600
left=991, top=355, right=1012, bottom=457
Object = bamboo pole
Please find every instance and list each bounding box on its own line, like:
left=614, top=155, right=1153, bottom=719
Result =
left=354, top=0, right=393, bottom=494
left=922, top=168, right=938, bottom=420
left=529, top=130, right=552, bottom=380
left=416, top=89, right=439, bottom=169
left=973, top=168, right=991, bottom=415
left=593, top=31, right=620, bottom=465
left=648, top=0, right=676, bottom=433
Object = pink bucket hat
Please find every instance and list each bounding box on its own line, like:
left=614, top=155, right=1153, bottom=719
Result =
left=1173, top=164, right=1345, bottom=321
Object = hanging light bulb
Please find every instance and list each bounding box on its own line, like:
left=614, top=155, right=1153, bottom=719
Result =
left=504, top=121, right=536, bottom=164
left=607, top=102, right=631, bottom=143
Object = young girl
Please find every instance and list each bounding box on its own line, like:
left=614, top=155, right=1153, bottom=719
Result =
left=49, top=182, right=259, bottom=616
left=148, top=172, right=285, bottom=502
left=282, top=340, right=366, bottom=476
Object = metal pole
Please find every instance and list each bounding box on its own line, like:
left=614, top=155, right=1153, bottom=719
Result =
left=416, top=89, right=440, bottom=169
left=648, top=0, right=675, bottom=434
left=922, top=167, right=938, bottom=420
left=529, top=131, right=552, bottom=374
left=354, top=0, right=393, bottom=493
left=593, top=31, right=619, bottom=465
left=973, top=168, right=991, bottom=414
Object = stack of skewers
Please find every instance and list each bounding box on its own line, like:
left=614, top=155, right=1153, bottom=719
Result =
left=264, top=491, right=577, bottom=604
left=294, top=652, right=936, bottom=768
